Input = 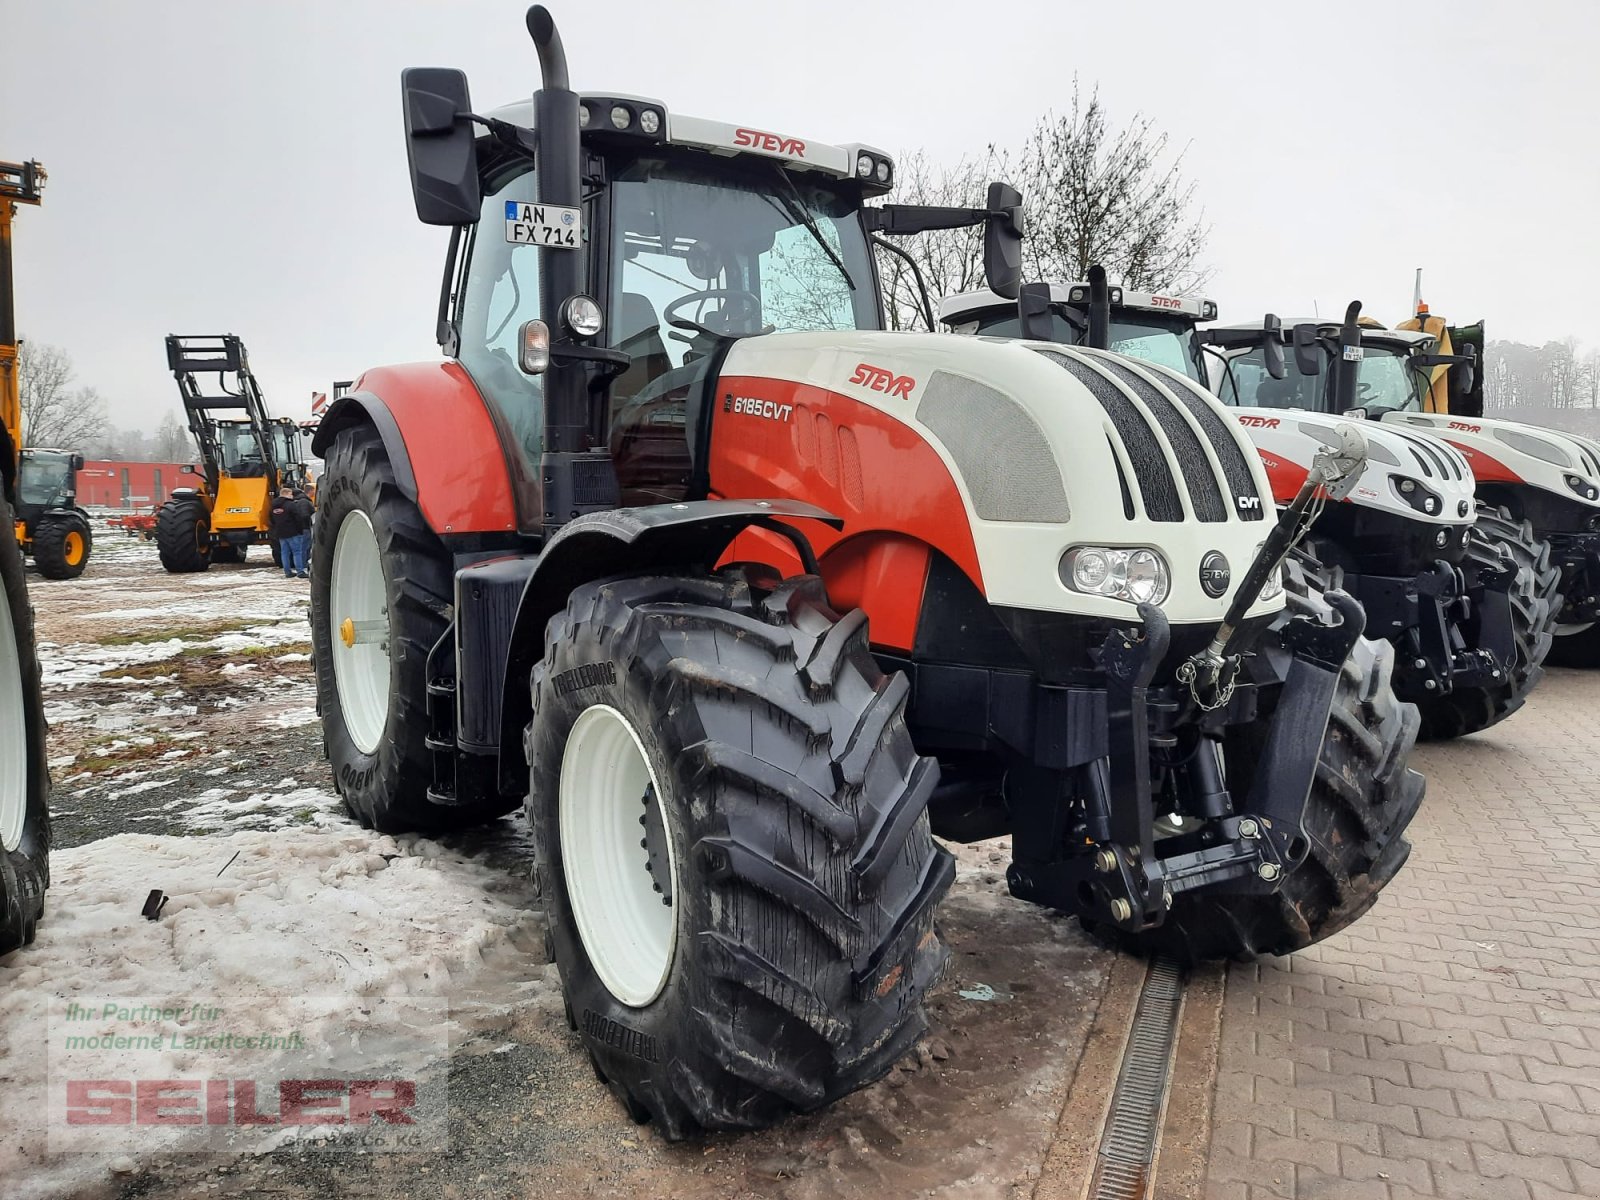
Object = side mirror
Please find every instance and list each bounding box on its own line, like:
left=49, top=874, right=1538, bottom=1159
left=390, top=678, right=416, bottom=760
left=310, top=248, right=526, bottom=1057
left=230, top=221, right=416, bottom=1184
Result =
left=401, top=67, right=482, bottom=226
left=1292, top=323, right=1321, bottom=377
left=1017, top=283, right=1053, bottom=341
left=983, top=181, right=1024, bottom=302
left=1453, top=346, right=1477, bottom=396
left=1262, top=314, right=1286, bottom=381
left=69, top=453, right=85, bottom=471
left=1344, top=406, right=1370, bottom=421
left=181, top=464, right=196, bottom=475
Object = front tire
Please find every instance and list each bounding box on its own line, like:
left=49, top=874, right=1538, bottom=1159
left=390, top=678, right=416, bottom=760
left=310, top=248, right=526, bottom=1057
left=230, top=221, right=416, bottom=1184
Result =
left=1415, top=505, right=1559, bottom=740
left=0, top=496, right=50, bottom=954
left=1123, top=563, right=1424, bottom=962
left=156, top=493, right=211, bottom=573
left=309, top=425, right=515, bottom=832
left=528, top=572, right=954, bottom=1138
left=30, top=513, right=92, bottom=580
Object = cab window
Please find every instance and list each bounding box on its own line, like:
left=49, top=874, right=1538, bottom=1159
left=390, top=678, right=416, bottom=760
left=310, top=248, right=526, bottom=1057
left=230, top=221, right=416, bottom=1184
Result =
left=456, top=166, right=547, bottom=479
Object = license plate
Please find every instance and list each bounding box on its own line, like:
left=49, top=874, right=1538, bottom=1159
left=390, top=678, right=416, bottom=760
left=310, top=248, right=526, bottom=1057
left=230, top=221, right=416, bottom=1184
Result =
left=504, top=202, right=581, bottom=248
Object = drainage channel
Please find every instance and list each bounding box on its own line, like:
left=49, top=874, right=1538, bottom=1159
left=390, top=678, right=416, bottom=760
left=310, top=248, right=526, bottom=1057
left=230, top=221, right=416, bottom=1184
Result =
left=1084, top=957, right=1186, bottom=1200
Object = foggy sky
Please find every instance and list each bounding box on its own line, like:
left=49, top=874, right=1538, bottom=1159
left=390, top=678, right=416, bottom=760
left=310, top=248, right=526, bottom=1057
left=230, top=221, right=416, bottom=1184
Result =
left=4, top=0, right=1598, bottom=432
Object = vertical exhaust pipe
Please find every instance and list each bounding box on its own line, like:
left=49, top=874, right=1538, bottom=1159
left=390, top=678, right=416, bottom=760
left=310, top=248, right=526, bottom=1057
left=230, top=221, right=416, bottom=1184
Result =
left=526, top=5, right=586, bottom=453
left=1334, top=301, right=1363, bottom=414
left=1087, top=264, right=1111, bottom=350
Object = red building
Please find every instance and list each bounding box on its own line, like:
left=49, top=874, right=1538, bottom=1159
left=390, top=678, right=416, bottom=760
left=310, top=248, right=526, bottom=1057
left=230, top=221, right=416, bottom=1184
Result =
left=75, top=460, right=196, bottom=509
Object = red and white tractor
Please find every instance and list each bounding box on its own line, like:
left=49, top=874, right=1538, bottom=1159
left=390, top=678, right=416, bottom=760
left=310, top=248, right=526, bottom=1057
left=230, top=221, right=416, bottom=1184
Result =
left=309, top=8, right=1422, bottom=1136
left=944, top=279, right=1570, bottom=740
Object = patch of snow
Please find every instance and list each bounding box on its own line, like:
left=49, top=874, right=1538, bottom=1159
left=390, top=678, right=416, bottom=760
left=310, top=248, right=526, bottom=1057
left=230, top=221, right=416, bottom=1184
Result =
left=0, top=826, right=551, bottom=1198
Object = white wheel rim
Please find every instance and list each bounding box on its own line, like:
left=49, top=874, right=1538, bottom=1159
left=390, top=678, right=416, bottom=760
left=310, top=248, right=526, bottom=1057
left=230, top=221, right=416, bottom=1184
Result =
left=559, top=704, right=679, bottom=1008
left=329, top=510, right=391, bottom=756
left=0, top=581, right=27, bottom=852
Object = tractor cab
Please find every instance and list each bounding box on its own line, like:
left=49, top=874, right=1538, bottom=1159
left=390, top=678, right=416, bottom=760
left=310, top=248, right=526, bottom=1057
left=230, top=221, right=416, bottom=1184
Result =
left=941, top=281, right=1216, bottom=385
left=1204, top=319, right=1444, bottom=419
left=16, top=448, right=79, bottom=517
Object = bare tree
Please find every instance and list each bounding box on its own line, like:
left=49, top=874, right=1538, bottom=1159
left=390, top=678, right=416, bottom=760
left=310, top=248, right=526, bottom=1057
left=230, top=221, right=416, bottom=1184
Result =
left=1018, top=82, right=1210, bottom=291
left=876, top=90, right=1210, bottom=330
left=18, top=340, right=110, bottom=449
left=153, top=411, right=192, bottom=461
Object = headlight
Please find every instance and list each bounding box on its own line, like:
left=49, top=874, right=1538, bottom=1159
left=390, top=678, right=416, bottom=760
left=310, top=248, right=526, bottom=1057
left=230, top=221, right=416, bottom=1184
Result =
left=1060, top=546, right=1171, bottom=605
left=1564, top=473, right=1600, bottom=502
left=1389, top=474, right=1443, bottom=516
left=1253, top=543, right=1284, bottom=601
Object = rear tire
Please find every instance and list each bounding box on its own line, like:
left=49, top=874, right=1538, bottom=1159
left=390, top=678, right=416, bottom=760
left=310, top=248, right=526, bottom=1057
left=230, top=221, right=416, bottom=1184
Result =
left=528, top=571, right=953, bottom=1138
left=310, top=424, right=515, bottom=833
left=1415, top=505, right=1559, bottom=740
left=0, top=495, right=50, bottom=955
left=1547, top=622, right=1600, bottom=667
left=30, top=513, right=92, bottom=580
left=156, top=493, right=212, bottom=573
left=1120, top=562, right=1424, bottom=962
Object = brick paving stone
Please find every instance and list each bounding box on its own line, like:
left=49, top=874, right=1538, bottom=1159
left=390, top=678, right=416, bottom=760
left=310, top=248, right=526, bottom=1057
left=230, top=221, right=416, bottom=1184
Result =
left=1202, top=672, right=1600, bottom=1199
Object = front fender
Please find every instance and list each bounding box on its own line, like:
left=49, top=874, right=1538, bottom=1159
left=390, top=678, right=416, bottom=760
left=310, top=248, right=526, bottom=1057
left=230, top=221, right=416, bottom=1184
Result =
left=494, top=499, right=842, bottom=794
left=312, top=362, right=517, bottom=537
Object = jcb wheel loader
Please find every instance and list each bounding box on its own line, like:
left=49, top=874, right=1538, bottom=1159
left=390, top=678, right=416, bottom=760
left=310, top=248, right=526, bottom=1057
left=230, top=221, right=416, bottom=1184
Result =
left=309, top=7, right=1421, bottom=1136
left=943, top=279, right=1562, bottom=741
left=157, top=334, right=311, bottom=572
left=15, top=447, right=93, bottom=579
left=0, top=157, right=51, bottom=955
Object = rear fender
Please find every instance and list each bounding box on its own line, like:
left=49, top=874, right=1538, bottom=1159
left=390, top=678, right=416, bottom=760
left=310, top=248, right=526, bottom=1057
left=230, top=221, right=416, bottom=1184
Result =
left=493, top=499, right=842, bottom=794
left=311, top=362, right=517, bottom=536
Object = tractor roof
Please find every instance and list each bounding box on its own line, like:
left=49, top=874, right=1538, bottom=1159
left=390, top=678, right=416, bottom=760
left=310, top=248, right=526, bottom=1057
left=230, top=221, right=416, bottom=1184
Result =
left=1204, top=319, right=1434, bottom=353
left=485, top=96, right=895, bottom=195
left=939, top=284, right=1216, bottom=325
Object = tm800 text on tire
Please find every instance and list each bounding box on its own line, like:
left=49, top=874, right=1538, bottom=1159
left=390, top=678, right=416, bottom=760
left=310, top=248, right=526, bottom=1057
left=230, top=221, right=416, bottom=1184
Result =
left=527, top=571, right=954, bottom=1138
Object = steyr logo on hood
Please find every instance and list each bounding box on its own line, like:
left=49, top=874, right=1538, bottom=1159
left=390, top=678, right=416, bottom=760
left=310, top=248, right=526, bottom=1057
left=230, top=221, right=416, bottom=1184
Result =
left=733, top=128, right=806, bottom=158
left=1449, top=420, right=1482, bottom=433
left=1199, top=550, right=1231, bottom=598
left=1237, top=414, right=1280, bottom=429
left=849, top=363, right=915, bottom=399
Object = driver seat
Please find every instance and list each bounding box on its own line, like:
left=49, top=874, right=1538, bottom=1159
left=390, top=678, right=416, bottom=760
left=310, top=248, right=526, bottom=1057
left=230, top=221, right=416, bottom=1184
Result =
left=611, top=292, right=672, bottom=402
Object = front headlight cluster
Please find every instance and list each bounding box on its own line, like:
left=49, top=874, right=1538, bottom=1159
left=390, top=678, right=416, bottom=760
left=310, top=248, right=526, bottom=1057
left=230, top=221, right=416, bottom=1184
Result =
left=1390, top=474, right=1443, bottom=516
left=1060, top=546, right=1171, bottom=605
left=1564, top=473, right=1600, bottom=502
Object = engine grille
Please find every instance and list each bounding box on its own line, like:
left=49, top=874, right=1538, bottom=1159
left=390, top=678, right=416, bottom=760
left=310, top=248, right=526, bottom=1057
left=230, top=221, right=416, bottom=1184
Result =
left=916, top=370, right=1071, bottom=522
left=1037, top=349, right=1262, bottom=522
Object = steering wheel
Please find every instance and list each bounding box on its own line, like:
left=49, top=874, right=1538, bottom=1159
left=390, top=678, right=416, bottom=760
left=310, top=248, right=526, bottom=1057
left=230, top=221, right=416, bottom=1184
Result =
left=664, top=289, right=768, bottom=338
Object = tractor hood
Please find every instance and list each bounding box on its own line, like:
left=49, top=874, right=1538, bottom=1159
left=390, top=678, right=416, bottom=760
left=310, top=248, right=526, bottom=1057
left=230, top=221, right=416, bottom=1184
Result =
left=1381, top=411, right=1600, bottom=515
left=1234, top=408, right=1476, bottom=526
left=713, top=330, right=1284, bottom=627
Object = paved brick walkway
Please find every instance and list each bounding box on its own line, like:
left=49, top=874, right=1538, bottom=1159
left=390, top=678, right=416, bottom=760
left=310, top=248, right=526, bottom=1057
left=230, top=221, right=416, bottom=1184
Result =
left=1204, top=667, right=1600, bottom=1200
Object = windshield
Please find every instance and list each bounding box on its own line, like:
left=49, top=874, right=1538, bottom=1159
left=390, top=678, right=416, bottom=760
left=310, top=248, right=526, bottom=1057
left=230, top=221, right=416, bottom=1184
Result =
left=217, top=423, right=268, bottom=476
left=17, top=452, right=71, bottom=507
left=1213, top=341, right=1422, bottom=415
left=969, top=308, right=1204, bottom=382
left=1354, top=346, right=1423, bottom=415
left=608, top=154, right=878, bottom=371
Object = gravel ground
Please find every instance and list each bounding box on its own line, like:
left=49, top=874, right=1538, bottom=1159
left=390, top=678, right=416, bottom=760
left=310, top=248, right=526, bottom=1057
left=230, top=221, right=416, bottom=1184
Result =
left=8, top=535, right=1118, bottom=1200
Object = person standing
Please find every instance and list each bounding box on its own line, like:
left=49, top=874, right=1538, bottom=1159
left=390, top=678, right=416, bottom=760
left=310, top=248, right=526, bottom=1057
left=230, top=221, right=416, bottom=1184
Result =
left=287, top=489, right=315, bottom=578
left=268, top=486, right=308, bottom=579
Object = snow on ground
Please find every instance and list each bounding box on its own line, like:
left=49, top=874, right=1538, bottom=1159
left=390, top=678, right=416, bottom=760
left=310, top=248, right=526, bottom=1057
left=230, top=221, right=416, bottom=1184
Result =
left=1, top=826, right=555, bottom=1200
